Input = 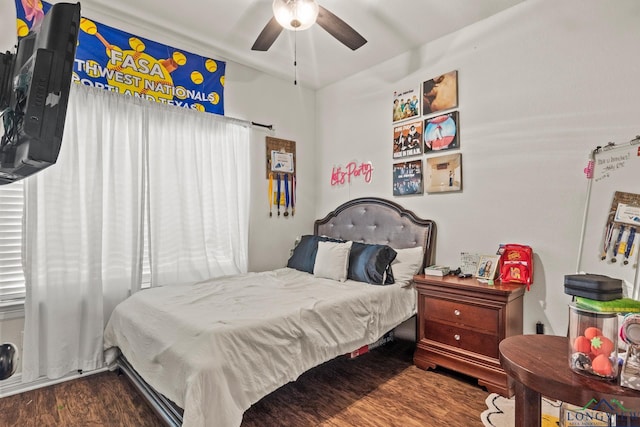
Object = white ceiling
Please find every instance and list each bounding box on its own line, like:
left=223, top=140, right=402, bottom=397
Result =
left=9, top=0, right=526, bottom=89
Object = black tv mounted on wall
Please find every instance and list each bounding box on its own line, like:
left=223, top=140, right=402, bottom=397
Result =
left=0, top=2, right=81, bottom=185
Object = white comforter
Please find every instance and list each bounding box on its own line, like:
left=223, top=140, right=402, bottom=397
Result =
left=103, top=267, right=416, bottom=427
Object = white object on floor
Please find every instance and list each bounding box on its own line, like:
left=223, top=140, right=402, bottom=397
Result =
left=481, top=393, right=561, bottom=427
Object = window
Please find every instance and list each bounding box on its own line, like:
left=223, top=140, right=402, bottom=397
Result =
left=0, top=181, right=25, bottom=306
left=0, top=180, right=153, bottom=301
left=1, top=88, right=248, bottom=306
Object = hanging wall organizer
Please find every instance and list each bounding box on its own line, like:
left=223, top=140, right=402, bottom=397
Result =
left=266, top=136, right=296, bottom=218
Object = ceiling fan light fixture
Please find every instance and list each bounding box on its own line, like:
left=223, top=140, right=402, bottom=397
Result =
left=272, top=0, right=319, bottom=31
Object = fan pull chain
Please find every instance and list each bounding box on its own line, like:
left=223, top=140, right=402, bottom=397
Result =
left=294, top=30, right=298, bottom=85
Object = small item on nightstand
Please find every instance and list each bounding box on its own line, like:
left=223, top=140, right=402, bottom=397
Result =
left=424, top=265, right=450, bottom=276
left=460, top=252, right=480, bottom=276
left=497, top=244, right=533, bottom=290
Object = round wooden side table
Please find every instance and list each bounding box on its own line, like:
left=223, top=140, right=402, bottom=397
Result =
left=499, top=334, right=640, bottom=427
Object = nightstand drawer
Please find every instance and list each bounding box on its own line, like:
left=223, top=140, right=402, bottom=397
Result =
left=424, top=320, right=499, bottom=359
left=424, top=297, right=499, bottom=334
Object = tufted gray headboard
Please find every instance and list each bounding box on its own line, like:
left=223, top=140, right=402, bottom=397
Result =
left=314, top=197, right=436, bottom=272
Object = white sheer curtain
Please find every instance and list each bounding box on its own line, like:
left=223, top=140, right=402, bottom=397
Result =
left=22, top=85, right=146, bottom=381
left=146, top=103, right=250, bottom=286
left=21, top=83, right=251, bottom=381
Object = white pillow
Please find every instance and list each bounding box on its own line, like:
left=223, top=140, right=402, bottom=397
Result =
left=391, top=246, right=424, bottom=285
left=314, top=240, right=353, bottom=282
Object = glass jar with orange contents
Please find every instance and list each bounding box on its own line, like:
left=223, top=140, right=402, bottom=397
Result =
left=568, top=304, right=619, bottom=380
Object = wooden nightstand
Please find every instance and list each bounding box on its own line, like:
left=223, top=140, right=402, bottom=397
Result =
left=413, top=274, right=524, bottom=397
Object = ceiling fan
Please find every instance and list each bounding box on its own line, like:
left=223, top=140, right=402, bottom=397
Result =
left=252, top=0, right=367, bottom=52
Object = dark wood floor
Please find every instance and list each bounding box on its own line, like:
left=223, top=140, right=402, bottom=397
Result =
left=0, top=341, right=489, bottom=426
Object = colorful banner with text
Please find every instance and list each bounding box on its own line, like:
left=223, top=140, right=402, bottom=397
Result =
left=14, top=0, right=225, bottom=115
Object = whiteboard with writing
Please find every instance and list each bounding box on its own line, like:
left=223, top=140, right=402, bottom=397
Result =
left=577, top=140, right=640, bottom=298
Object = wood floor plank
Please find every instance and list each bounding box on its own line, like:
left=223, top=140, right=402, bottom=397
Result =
left=0, top=371, right=163, bottom=427
left=0, top=341, right=489, bottom=426
left=241, top=341, right=489, bottom=427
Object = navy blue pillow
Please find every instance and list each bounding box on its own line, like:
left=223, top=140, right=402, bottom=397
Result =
left=287, top=235, right=343, bottom=273
left=347, top=242, right=397, bottom=285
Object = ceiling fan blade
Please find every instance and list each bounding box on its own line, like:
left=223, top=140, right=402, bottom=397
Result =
left=316, top=6, right=367, bottom=51
left=252, top=17, right=283, bottom=51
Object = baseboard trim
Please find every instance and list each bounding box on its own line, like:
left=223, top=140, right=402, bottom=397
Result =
left=0, top=367, right=108, bottom=398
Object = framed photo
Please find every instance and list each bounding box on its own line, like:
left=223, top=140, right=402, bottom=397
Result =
left=393, top=120, right=423, bottom=159
left=271, top=150, right=294, bottom=173
left=392, top=86, right=421, bottom=123
left=422, top=70, right=458, bottom=115
left=475, top=255, right=500, bottom=281
left=424, top=111, right=459, bottom=153
left=393, top=159, right=423, bottom=196
left=425, top=153, right=461, bottom=193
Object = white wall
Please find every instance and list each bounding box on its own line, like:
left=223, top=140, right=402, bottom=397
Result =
left=315, top=0, right=640, bottom=335
left=0, top=0, right=15, bottom=51
left=225, top=63, right=317, bottom=272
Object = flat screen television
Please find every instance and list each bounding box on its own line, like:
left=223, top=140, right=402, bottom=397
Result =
left=0, top=2, right=81, bottom=185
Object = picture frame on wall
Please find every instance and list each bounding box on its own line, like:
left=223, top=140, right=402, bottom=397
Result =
left=475, top=255, right=500, bottom=281
left=393, top=119, right=423, bottom=159
left=393, top=159, right=423, bottom=196
left=392, top=86, right=421, bottom=122
left=424, top=111, right=459, bottom=153
left=422, top=70, right=458, bottom=115
left=271, top=150, right=294, bottom=173
left=425, top=153, right=462, bottom=193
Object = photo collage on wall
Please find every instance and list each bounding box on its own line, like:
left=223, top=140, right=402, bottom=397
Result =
left=392, top=70, right=462, bottom=195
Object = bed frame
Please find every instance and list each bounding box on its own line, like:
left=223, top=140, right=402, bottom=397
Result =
left=117, top=196, right=436, bottom=426
left=315, top=197, right=436, bottom=271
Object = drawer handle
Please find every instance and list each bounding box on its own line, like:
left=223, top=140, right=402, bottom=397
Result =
left=454, top=334, right=461, bottom=341
left=454, top=309, right=461, bottom=316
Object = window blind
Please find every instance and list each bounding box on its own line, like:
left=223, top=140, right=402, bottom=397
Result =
left=0, top=180, right=153, bottom=302
left=0, top=181, right=25, bottom=305
left=0, top=182, right=152, bottom=301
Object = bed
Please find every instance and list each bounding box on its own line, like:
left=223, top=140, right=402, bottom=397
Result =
left=103, top=197, right=436, bottom=427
